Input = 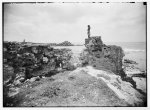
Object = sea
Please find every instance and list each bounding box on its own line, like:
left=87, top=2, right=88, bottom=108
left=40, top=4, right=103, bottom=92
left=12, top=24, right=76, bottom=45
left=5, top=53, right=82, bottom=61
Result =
left=53, top=42, right=146, bottom=71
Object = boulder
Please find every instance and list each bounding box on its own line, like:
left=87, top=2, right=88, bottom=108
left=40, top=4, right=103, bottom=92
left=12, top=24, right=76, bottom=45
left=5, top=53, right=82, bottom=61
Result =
left=29, top=76, right=40, bottom=82
left=43, top=57, right=49, bottom=63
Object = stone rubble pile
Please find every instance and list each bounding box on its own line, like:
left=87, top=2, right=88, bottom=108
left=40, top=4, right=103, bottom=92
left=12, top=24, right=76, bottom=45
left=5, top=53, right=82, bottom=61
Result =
left=3, top=42, right=73, bottom=85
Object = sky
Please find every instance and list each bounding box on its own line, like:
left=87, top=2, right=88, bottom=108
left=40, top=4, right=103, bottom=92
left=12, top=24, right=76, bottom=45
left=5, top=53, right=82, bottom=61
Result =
left=4, top=2, right=146, bottom=43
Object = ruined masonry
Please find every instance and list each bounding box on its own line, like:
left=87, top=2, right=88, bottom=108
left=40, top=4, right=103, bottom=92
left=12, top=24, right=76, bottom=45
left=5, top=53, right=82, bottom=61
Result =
left=84, top=25, right=125, bottom=77
left=3, top=42, right=73, bottom=83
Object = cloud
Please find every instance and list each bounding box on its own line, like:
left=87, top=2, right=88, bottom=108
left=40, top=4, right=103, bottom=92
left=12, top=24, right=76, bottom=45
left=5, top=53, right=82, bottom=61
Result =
left=4, top=3, right=146, bottom=43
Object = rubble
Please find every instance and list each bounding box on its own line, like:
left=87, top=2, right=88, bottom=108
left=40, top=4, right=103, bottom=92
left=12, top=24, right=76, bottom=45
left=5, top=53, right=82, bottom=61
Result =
left=3, top=42, right=73, bottom=83
left=3, top=41, right=75, bottom=106
left=82, top=36, right=125, bottom=77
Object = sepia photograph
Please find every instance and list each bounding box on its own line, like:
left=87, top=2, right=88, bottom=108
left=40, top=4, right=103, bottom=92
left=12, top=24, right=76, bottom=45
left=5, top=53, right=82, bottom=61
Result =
left=3, top=1, right=147, bottom=107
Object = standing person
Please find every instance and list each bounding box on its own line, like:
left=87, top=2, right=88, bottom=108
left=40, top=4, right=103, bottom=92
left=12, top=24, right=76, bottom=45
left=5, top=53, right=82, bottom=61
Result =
left=87, top=25, right=91, bottom=38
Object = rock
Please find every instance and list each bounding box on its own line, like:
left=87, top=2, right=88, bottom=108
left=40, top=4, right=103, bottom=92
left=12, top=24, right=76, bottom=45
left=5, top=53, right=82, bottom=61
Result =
left=3, top=64, right=15, bottom=84
left=4, top=42, right=73, bottom=81
left=132, top=77, right=146, bottom=94
left=19, top=77, right=25, bottom=83
left=43, top=57, right=48, bottom=63
left=79, top=49, right=90, bottom=66
left=29, top=77, right=37, bottom=82
left=8, top=87, right=20, bottom=97
left=4, top=78, right=12, bottom=85
left=13, top=80, right=21, bottom=86
left=124, top=59, right=138, bottom=64
left=83, top=36, right=125, bottom=76
left=29, top=76, right=41, bottom=82
left=42, top=76, right=46, bottom=78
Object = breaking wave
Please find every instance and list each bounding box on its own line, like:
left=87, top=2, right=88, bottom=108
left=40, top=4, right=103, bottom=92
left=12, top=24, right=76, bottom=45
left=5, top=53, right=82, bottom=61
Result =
left=124, top=48, right=145, bottom=52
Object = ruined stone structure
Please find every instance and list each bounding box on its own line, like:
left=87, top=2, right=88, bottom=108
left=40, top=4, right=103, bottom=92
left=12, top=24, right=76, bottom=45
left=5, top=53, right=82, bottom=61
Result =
left=3, top=42, right=73, bottom=82
left=83, top=26, right=125, bottom=77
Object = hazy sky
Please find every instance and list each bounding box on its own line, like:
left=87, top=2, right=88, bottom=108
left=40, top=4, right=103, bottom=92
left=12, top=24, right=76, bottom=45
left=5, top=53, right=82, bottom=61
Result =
left=4, top=3, right=146, bottom=43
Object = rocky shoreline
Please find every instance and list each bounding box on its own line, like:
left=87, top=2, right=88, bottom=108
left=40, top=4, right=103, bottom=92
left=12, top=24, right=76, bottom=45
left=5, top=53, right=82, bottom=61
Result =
left=3, top=37, right=146, bottom=106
